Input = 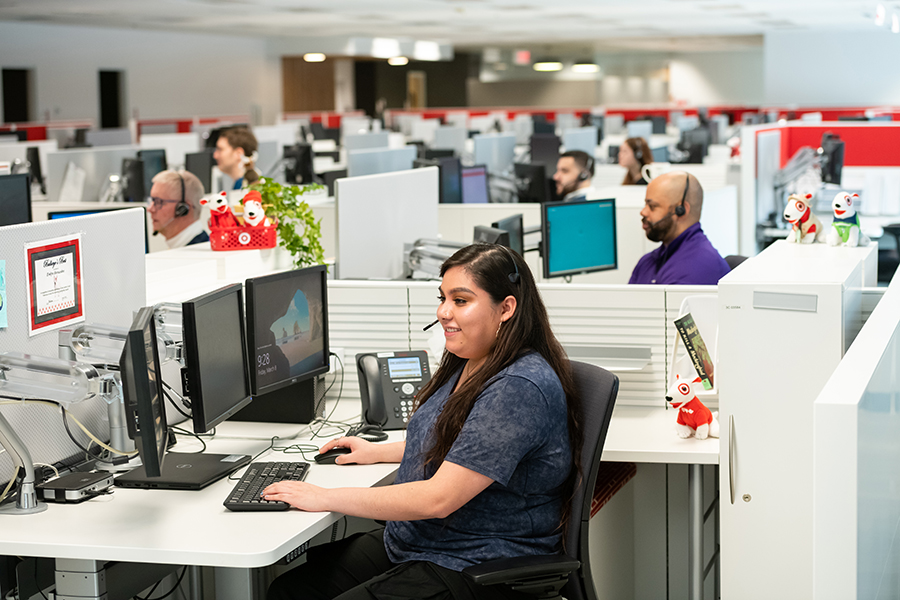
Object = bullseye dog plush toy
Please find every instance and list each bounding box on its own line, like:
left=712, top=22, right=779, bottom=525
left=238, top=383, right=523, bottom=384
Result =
left=666, top=373, right=719, bottom=440
left=200, top=192, right=240, bottom=229
left=827, top=192, right=870, bottom=248
left=240, top=190, right=272, bottom=227
left=783, top=193, right=825, bottom=244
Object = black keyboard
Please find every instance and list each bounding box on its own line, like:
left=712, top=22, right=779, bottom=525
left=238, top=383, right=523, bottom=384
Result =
left=223, top=461, right=310, bottom=512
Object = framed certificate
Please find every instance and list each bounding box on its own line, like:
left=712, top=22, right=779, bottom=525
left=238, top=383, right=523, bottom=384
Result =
left=25, top=233, right=85, bottom=336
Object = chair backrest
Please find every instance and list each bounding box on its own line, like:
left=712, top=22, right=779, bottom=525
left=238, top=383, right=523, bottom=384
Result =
left=724, top=254, right=748, bottom=270
left=563, top=361, right=619, bottom=600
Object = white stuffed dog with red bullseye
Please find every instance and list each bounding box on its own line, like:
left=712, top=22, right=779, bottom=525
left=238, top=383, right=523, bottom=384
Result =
left=783, top=193, right=825, bottom=244
left=666, top=373, right=719, bottom=440
left=827, top=192, right=869, bottom=248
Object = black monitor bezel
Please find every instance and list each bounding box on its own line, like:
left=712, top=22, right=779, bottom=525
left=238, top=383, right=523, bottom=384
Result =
left=182, top=283, right=252, bottom=433
left=461, top=164, right=490, bottom=204
left=473, top=225, right=511, bottom=248
left=120, top=306, right=168, bottom=478
left=246, top=264, right=330, bottom=397
left=0, top=173, right=32, bottom=226
left=541, top=198, right=618, bottom=279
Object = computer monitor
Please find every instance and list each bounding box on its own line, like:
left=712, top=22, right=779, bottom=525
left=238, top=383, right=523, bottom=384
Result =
left=122, top=158, right=145, bottom=203
left=676, top=128, right=710, bottom=164
left=120, top=306, right=168, bottom=478
left=473, top=225, right=510, bottom=248
left=514, top=163, right=550, bottom=204
left=650, top=116, right=667, bottom=135
left=541, top=198, right=617, bottom=279
left=0, top=173, right=32, bottom=226
left=423, top=148, right=455, bottom=160
left=138, top=149, right=167, bottom=197
left=473, top=133, right=516, bottom=176
left=820, top=132, right=844, bottom=185
left=310, top=122, right=327, bottom=140
left=530, top=134, right=561, bottom=174
left=284, top=143, right=315, bottom=185
left=181, top=284, right=252, bottom=433
left=321, top=169, right=347, bottom=197
left=245, top=264, right=330, bottom=397
left=414, top=157, right=462, bottom=204
left=185, top=149, right=214, bottom=194
left=491, top=214, right=524, bottom=256
left=461, top=165, right=490, bottom=204
left=608, top=145, right=620, bottom=161
left=26, top=146, right=45, bottom=195
left=533, top=120, right=555, bottom=135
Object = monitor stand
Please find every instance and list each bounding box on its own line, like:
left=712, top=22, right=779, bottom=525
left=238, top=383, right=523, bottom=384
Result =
left=230, top=377, right=324, bottom=424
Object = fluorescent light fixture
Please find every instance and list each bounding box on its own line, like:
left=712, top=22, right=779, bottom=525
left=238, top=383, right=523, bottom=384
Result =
left=893, top=13, right=899, bottom=32
left=876, top=4, right=886, bottom=26
left=533, top=61, right=563, bottom=72
left=372, top=38, right=401, bottom=58
left=572, top=62, right=600, bottom=73
left=303, top=53, right=326, bottom=63
left=414, top=41, right=442, bottom=61
left=388, top=56, right=409, bottom=66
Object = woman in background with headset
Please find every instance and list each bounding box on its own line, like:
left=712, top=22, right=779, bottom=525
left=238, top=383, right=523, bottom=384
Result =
left=619, top=136, right=653, bottom=185
left=213, top=126, right=260, bottom=190
left=263, top=243, right=583, bottom=600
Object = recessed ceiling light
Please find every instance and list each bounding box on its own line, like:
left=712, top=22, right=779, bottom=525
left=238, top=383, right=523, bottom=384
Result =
left=388, top=56, right=409, bottom=66
left=533, top=60, right=563, bottom=72
left=303, top=53, right=326, bottom=62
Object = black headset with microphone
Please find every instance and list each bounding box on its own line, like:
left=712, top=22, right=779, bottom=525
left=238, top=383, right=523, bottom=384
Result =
left=500, top=245, right=520, bottom=284
left=675, top=172, right=689, bottom=217
left=577, top=154, right=595, bottom=182
left=174, top=173, right=189, bottom=218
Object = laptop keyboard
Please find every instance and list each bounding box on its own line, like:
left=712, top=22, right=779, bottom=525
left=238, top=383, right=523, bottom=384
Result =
left=223, top=461, right=310, bottom=512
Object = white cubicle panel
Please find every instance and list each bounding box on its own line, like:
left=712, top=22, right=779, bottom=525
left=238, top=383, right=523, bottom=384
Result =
left=139, top=132, right=201, bottom=169
left=411, top=119, right=440, bottom=145
left=46, top=145, right=138, bottom=202
left=473, top=132, right=516, bottom=177
left=562, top=127, right=598, bottom=155
left=335, top=167, right=439, bottom=279
left=540, top=284, right=668, bottom=407
left=0, top=209, right=146, bottom=483
left=813, top=274, right=900, bottom=600
left=0, top=139, right=58, bottom=180
left=718, top=243, right=865, bottom=600
left=343, top=131, right=388, bottom=152
left=701, top=185, right=739, bottom=258
left=433, top=126, right=467, bottom=157
left=253, top=124, right=299, bottom=152
left=346, top=145, right=416, bottom=178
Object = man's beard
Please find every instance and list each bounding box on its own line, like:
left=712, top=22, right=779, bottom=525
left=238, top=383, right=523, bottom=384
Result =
left=644, top=213, right=674, bottom=243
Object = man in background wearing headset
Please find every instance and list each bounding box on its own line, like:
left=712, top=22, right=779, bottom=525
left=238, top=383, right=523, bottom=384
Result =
left=552, top=150, right=595, bottom=202
left=629, top=171, right=730, bottom=285
left=147, top=170, right=209, bottom=249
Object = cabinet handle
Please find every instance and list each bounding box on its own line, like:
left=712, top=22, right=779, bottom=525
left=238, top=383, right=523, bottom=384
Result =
left=729, top=414, right=735, bottom=505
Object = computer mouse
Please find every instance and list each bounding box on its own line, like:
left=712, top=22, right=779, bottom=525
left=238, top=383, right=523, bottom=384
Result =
left=347, top=423, right=389, bottom=443
left=314, top=447, right=352, bottom=465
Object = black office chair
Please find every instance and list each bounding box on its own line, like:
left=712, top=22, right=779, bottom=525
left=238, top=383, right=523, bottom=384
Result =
left=724, top=254, right=748, bottom=271
left=463, top=361, right=619, bottom=600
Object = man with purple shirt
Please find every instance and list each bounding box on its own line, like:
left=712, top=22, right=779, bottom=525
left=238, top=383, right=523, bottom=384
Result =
left=629, top=171, right=730, bottom=285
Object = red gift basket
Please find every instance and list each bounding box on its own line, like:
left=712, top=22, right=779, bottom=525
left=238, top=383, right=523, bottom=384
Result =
left=209, top=222, right=278, bottom=251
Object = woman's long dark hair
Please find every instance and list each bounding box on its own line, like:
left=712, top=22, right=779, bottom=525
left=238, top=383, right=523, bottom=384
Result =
left=414, top=244, right=583, bottom=542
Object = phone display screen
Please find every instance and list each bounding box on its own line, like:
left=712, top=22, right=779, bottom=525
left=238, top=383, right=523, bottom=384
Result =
left=387, top=356, right=422, bottom=379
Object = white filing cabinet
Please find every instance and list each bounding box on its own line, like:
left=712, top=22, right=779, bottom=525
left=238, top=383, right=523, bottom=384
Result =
left=717, top=243, right=867, bottom=599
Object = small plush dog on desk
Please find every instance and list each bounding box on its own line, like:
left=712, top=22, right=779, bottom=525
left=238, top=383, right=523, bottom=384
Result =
left=783, top=193, right=825, bottom=244
left=827, top=192, right=870, bottom=248
left=666, top=373, right=719, bottom=440
left=200, top=191, right=240, bottom=229
left=241, top=190, right=272, bottom=227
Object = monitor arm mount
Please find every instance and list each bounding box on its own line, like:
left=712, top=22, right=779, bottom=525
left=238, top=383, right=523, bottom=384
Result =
left=0, top=352, right=112, bottom=515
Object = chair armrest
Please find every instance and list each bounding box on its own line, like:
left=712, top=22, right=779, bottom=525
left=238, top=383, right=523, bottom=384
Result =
left=462, top=554, right=580, bottom=586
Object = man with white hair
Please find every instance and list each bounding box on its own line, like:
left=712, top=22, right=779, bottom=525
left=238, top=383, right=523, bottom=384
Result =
left=147, top=170, right=208, bottom=248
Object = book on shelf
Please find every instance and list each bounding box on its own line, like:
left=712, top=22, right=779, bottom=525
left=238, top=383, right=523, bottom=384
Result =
left=673, top=312, right=714, bottom=390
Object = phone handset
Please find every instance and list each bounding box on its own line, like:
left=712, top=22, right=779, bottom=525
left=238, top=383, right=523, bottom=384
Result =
left=355, top=351, right=431, bottom=431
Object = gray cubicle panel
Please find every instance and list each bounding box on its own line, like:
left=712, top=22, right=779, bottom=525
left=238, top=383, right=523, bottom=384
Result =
left=346, top=146, right=417, bottom=178
left=0, top=209, right=147, bottom=482
left=139, top=132, right=201, bottom=170
left=0, top=139, right=59, bottom=179
left=433, top=127, right=467, bottom=158
left=561, top=126, right=599, bottom=155
left=343, top=131, right=389, bottom=152
left=86, top=128, right=133, bottom=147
left=46, top=145, right=138, bottom=202
left=335, top=166, right=438, bottom=279
left=473, top=132, right=516, bottom=176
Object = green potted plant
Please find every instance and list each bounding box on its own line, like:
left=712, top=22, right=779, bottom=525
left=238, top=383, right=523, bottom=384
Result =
left=249, top=177, right=326, bottom=268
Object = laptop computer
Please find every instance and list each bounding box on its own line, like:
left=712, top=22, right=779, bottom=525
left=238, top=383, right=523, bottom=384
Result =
left=114, top=452, right=251, bottom=490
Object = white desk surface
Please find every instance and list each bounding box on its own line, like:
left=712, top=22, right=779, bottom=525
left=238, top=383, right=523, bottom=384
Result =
left=0, top=432, right=402, bottom=569
left=602, top=406, right=719, bottom=465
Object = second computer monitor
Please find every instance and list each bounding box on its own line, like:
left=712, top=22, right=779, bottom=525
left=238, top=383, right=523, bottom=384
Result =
left=245, top=264, right=330, bottom=397
left=542, top=198, right=617, bottom=279
left=138, top=149, right=167, bottom=197
left=0, top=173, right=32, bottom=226
left=473, top=226, right=510, bottom=248
left=492, top=214, right=524, bottom=256
left=182, top=284, right=252, bottom=433
left=185, top=149, right=214, bottom=193
left=461, top=165, right=490, bottom=204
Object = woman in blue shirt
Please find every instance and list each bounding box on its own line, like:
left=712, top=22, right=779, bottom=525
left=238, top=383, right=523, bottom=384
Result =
left=264, top=244, right=583, bottom=600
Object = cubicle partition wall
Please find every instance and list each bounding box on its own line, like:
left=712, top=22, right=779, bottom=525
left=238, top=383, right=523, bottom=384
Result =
left=45, top=145, right=139, bottom=202
left=0, top=209, right=147, bottom=482
left=138, top=132, right=201, bottom=170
